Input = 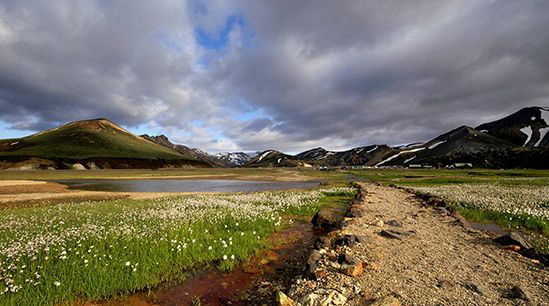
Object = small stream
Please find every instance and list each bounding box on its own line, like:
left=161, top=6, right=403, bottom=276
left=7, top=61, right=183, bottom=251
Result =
left=469, top=221, right=509, bottom=235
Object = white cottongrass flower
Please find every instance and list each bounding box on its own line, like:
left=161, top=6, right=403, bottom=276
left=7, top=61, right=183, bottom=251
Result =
left=53, top=282, right=60, bottom=287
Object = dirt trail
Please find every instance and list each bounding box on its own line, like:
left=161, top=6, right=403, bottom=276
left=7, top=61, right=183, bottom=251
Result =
left=285, top=182, right=549, bottom=305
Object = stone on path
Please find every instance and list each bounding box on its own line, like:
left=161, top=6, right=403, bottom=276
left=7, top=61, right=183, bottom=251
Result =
left=380, top=229, right=415, bottom=240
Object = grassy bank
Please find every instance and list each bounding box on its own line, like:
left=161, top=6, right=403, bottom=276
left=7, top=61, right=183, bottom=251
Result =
left=0, top=185, right=356, bottom=306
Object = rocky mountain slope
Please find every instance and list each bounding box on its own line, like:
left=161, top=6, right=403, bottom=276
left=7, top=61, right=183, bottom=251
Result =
left=214, top=152, right=253, bottom=166
left=374, top=126, right=517, bottom=167
left=140, top=134, right=235, bottom=168
left=476, top=106, right=549, bottom=147
left=244, top=150, right=308, bottom=168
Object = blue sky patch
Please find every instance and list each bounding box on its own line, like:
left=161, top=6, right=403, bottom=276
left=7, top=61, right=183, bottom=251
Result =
left=195, top=15, right=248, bottom=50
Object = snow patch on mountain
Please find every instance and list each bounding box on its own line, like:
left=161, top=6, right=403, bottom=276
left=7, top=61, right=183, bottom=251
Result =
left=536, top=128, right=549, bottom=147
left=214, top=152, right=252, bottom=166
left=367, top=146, right=378, bottom=153
left=376, top=147, right=425, bottom=166
left=520, top=126, right=533, bottom=147
left=428, top=140, right=447, bottom=150
left=257, top=151, right=273, bottom=163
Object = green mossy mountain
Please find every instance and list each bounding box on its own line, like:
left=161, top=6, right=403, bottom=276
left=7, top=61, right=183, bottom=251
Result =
left=0, top=119, right=211, bottom=169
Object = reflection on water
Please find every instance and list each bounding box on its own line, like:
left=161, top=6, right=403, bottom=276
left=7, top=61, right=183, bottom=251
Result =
left=52, top=179, right=325, bottom=193
left=469, top=221, right=508, bottom=235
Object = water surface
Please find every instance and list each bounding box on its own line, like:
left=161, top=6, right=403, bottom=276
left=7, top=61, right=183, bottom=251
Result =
left=53, top=179, right=325, bottom=193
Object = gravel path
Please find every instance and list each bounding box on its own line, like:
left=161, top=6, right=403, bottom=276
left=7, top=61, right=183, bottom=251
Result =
left=285, top=182, right=549, bottom=306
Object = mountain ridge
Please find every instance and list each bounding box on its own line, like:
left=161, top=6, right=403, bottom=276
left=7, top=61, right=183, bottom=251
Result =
left=1, top=107, right=548, bottom=170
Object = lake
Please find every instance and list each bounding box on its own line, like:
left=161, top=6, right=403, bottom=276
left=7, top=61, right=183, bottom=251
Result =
left=52, top=179, right=326, bottom=193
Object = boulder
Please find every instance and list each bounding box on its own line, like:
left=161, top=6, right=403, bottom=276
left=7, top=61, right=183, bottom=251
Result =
left=494, top=232, right=532, bottom=250
left=311, top=210, right=338, bottom=229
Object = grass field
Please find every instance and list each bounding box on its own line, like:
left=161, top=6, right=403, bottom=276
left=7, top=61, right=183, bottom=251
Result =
left=0, top=183, right=356, bottom=306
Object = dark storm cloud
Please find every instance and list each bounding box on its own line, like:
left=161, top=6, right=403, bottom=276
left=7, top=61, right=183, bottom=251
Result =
left=1, top=0, right=548, bottom=153
left=212, top=0, right=549, bottom=151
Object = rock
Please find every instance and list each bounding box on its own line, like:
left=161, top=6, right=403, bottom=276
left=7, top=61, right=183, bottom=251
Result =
left=313, top=236, right=332, bottom=249
left=469, top=283, right=495, bottom=297
left=340, top=262, right=363, bottom=277
left=332, top=291, right=347, bottom=305
left=299, top=293, right=319, bottom=306
left=386, top=219, right=402, bottom=227
left=313, top=269, right=328, bottom=281
left=518, top=247, right=549, bottom=266
left=364, top=262, right=379, bottom=270
left=453, top=214, right=471, bottom=228
left=380, top=229, right=415, bottom=240
left=356, top=235, right=377, bottom=244
left=334, top=234, right=356, bottom=247
left=374, top=219, right=384, bottom=227
left=308, top=250, right=323, bottom=266
left=437, top=280, right=455, bottom=289
left=370, top=296, right=401, bottom=306
left=276, top=291, right=294, bottom=306
left=507, top=285, right=532, bottom=301
left=503, top=245, right=521, bottom=251
left=494, top=232, right=532, bottom=250
left=436, top=207, right=449, bottom=215
left=345, top=206, right=363, bottom=218
left=338, top=253, right=361, bottom=265
left=427, top=197, right=446, bottom=207
left=311, top=210, right=339, bottom=229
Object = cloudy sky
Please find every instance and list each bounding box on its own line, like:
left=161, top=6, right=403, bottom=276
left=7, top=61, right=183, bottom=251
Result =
left=1, top=1, right=548, bottom=154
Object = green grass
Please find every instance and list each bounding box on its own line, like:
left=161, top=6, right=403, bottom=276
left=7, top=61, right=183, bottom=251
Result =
left=0, top=185, right=357, bottom=306
left=0, top=119, right=191, bottom=161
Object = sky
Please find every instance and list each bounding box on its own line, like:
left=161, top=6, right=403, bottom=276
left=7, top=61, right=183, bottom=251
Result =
left=1, top=0, right=548, bottom=154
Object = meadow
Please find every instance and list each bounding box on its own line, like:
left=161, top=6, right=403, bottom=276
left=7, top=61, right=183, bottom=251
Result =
left=0, top=185, right=356, bottom=306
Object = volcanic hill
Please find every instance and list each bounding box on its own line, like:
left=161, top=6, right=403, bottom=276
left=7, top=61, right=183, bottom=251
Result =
left=0, top=119, right=211, bottom=170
